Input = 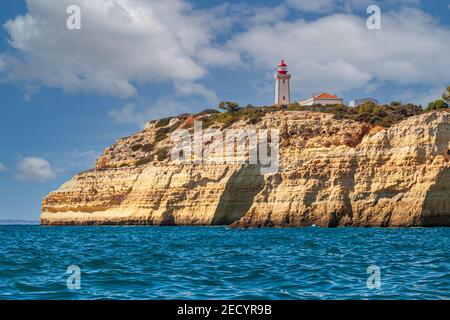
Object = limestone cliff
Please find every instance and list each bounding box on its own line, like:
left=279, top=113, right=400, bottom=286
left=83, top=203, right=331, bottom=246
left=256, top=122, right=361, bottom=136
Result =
left=41, top=110, right=450, bottom=227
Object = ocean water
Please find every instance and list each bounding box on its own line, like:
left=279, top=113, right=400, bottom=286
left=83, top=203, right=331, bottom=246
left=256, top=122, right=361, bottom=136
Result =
left=0, top=226, right=449, bottom=300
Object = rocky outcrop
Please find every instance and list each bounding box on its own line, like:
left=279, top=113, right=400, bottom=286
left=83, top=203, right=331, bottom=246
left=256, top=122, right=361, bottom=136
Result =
left=41, top=110, right=450, bottom=227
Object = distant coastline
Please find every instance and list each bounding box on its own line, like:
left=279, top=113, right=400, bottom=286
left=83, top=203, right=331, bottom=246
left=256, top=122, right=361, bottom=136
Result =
left=0, top=219, right=40, bottom=225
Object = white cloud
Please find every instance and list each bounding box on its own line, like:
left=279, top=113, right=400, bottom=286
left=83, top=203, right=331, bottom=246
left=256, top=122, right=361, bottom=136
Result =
left=174, top=81, right=218, bottom=104
left=397, top=85, right=447, bottom=107
left=246, top=4, right=289, bottom=26
left=23, top=84, right=39, bottom=102
left=16, top=157, right=56, bottom=182
left=0, top=0, right=447, bottom=106
left=2, top=0, right=229, bottom=97
left=61, top=150, right=100, bottom=169
left=199, top=47, right=241, bottom=67
left=108, top=103, right=147, bottom=125
left=0, top=55, right=6, bottom=71
left=286, top=0, right=341, bottom=13
left=109, top=98, right=194, bottom=127
left=286, top=0, right=420, bottom=13
left=227, top=8, right=450, bottom=98
left=27, top=150, right=100, bottom=177
left=0, top=163, right=6, bottom=172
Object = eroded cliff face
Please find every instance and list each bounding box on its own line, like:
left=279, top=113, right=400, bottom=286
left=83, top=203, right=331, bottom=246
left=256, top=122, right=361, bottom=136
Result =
left=41, top=110, right=450, bottom=227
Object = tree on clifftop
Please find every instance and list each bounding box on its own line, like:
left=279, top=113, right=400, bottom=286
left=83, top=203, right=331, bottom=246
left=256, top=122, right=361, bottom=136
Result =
left=218, top=101, right=240, bottom=113
left=442, top=85, right=450, bottom=103
left=427, top=86, right=449, bottom=111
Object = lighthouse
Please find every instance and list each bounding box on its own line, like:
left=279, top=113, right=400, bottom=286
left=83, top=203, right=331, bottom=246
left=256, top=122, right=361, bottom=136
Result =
left=274, top=59, right=291, bottom=106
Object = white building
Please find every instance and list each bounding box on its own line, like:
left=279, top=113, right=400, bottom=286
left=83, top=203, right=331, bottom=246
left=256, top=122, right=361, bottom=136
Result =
left=349, top=98, right=378, bottom=107
left=298, top=93, right=343, bottom=106
left=274, top=59, right=291, bottom=106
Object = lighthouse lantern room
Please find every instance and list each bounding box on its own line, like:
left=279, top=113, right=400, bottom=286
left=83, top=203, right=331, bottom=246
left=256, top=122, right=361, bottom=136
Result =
left=274, top=59, right=291, bottom=106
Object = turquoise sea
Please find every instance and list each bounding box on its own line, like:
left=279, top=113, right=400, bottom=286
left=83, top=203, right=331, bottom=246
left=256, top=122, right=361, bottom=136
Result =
left=0, top=226, right=449, bottom=300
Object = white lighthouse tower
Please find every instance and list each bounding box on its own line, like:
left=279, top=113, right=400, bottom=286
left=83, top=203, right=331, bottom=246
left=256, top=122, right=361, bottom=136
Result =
left=274, top=59, right=291, bottom=106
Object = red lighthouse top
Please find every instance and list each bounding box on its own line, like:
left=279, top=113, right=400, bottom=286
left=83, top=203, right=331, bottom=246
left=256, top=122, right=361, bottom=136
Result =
left=277, top=59, right=288, bottom=75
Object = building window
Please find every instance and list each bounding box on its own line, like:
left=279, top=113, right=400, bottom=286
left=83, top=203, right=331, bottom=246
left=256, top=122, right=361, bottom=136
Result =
left=283, top=80, right=285, bottom=84
left=283, top=96, right=286, bottom=100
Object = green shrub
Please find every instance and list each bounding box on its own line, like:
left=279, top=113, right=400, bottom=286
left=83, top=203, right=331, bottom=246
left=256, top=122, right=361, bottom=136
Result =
left=287, top=102, right=301, bottom=111
left=142, top=143, right=154, bottom=153
left=154, top=120, right=181, bottom=143
left=442, top=86, right=450, bottom=103
left=398, top=104, right=423, bottom=116
left=177, top=113, right=192, bottom=119
left=205, top=112, right=236, bottom=128
left=131, top=144, right=143, bottom=152
left=238, top=107, right=265, bottom=124
left=318, top=102, right=424, bottom=127
left=372, top=106, right=387, bottom=117
left=205, top=106, right=268, bottom=127
left=218, top=101, right=240, bottom=113
left=246, top=111, right=265, bottom=125
left=154, top=128, right=168, bottom=143
left=153, top=101, right=426, bottom=132
left=427, top=100, right=448, bottom=111
left=196, top=109, right=219, bottom=116
left=155, top=117, right=172, bottom=128
left=155, top=148, right=170, bottom=161
left=135, top=157, right=152, bottom=166
left=355, top=101, right=377, bottom=113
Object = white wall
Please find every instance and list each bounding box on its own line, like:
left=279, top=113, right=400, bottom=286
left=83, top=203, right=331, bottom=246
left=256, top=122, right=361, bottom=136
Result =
left=299, top=98, right=343, bottom=106
left=275, top=75, right=290, bottom=105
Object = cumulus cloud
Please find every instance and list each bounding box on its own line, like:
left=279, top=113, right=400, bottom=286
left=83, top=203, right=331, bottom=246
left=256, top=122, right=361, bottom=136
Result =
left=108, top=103, right=147, bottom=125
left=286, top=0, right=420, bottom=13
left=0, top=163, right=6, bottom=172
left=174, top=81, right=218, bottom=104
left=1, top=0, right=448, bottom=105
left=227, top=8, right=450, bottom=97
left=2, top=0, right=229, bottom=97
left=109, top=98, right=194, bottom=126
left=16, top=157, right=56, bottom=182
left=397, top=85, right=448, bottom=107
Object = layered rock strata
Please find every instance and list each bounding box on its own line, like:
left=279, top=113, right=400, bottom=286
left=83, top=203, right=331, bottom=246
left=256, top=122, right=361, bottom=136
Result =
left=41, top=111, right=450, bottom=227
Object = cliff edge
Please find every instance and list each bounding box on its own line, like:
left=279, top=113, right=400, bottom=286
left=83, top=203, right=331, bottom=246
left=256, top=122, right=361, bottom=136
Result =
left=41, top=110, right=450, bottom=227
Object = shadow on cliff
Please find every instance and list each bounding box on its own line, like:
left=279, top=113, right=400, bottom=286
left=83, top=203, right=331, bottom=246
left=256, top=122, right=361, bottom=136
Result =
left=327, top=156, right=357, bottom=227
left=211, top=164, right=265, bottom=225
left=421, top=168, right=450, bottom=226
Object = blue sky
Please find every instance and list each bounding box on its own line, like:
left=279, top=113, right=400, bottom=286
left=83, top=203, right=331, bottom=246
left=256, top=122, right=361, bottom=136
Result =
left=0, top=0, right=449, bottom=220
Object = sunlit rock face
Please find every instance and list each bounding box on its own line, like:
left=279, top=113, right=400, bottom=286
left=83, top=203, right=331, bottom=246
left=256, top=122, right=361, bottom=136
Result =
left=41, top=110, right=450, bottom=227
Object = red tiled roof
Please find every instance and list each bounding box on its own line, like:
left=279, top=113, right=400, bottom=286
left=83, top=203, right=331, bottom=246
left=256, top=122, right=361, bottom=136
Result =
left=314, top=93, right=337, bottom=99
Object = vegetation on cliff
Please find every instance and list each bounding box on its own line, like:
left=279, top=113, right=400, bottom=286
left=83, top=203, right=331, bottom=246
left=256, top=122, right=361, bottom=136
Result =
left=144, top=86, right=449, bottom=133
left=197, top=86, right=450, bottom=128
left=103, top=86, right=450, bottom=171
left=427, top=86, right=450, bottom=111
left=194, top=101, right=424, bottom=129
